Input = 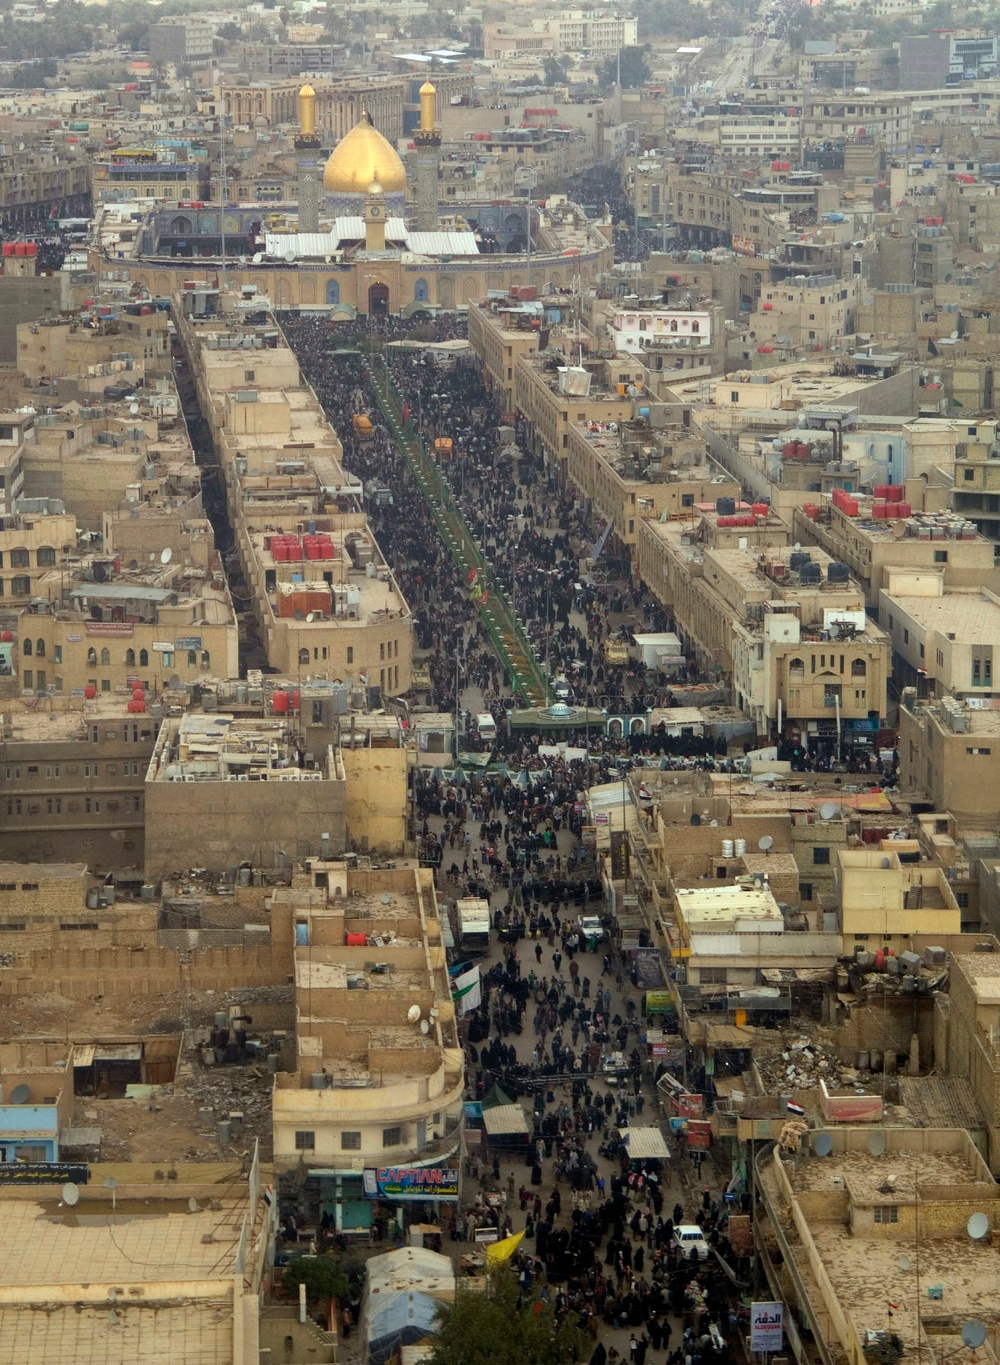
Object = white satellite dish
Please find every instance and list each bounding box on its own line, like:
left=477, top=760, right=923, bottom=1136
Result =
left=898, top=1255, right=912, bottom=1271
left=866, top=1130, right=886, bottom=1156
left=819, top=801, right=837, bottom=821
left=812, top=1132, right=833, bottom=1157
left=419, top=1018, right=430, bottom=1035
left=160, top=547, right=172, bottom=565
left=129, top=402, right=139, bottom=415
left=407, top=1005, right=422, bottom=1024
left=62, top=1182, right=80, bottom=1207
left=188, top=1196, right=199, bottom=1213
left=758, top=834, right=774, bottom=851
left=968, top=1211, right=990, bottom=1240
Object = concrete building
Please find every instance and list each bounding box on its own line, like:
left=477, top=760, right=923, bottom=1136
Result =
left=144, top=711, right=346, bottom=876
left=898, top=689, right=1000, bottom=826
left=484, top=12, right=638, bottom=58
left=945, top=951, right=1000, bottom=1170
left=149, top=19, right=216, bottom=66
left=836, top=846, right=962, bottom=954
left=0, top=700, right=157, bottom=871
left=270, top=863, right=464, bottom=1233
left=0, top=509, right=77, bottom=604
left=880, top=570, right=1000, bottom=697
left=756, top=1126, right=1000, bottom=1365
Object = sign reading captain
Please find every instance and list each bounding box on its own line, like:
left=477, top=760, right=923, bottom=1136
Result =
left=362, top=1166, right=460, bottom=1200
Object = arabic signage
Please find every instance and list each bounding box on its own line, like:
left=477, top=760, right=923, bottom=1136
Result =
left=85, top=621, right=134, bottom=636
left=362, top=1166, right=460, bottom=1201
left=645, top=990, right=674, bottom=1013
left=0, top=1161, right=89, bottom=1185
left=175, top=636, right=202, bottom=650
left=750, top=1302, right=784, bottom=1353
left=686, top=1119, right=712, bottom=1151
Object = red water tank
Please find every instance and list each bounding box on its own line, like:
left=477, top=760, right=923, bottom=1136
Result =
left=25, top=243, right=36, bottom=257
left=782, top=442, right=797, bottom=457
left=272, top=690, right=289, bottom=714
left=873, top=502, right=888, bottom=519
left=896, top=502, right=911, bottom=518
left=887, top=484, right=904, bottom=502
left=291, top=690, right=300, bottom=712
left=873, top=484, right=890, bottom=500
left=842, top=497, right=859, bottom=517
left=272, top=539, right=289, bottom=562
left=84, top=684, right=97, bottom=698
left=346, top=932, right=367, bottom=946
left=0, top=629, right=12, bottom=641
left=752, top=502, right=769, bottom=517
left=1, top=244, right=12, bottom=258
left=287, top=540, right=303, bottom=561
left=127, top=698, right=146, bottom=713
left=305, top=537, right=322, bottom=560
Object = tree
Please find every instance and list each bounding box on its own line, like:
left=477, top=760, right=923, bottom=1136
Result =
left=282, top=1256, right=350, bottom=1306
left=543, top=56, right=569, bottom=86
left=598, top=45, right=651, bottom=89
left=424, top=1269, right=586, bottom=1365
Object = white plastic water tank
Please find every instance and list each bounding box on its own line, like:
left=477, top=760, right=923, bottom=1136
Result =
left=722, top=839, right=735, bottom=859
left=734, top=838, right=747, bottom=856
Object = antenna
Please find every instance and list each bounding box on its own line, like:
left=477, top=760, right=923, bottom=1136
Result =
left=61, top=1182, right=80, bottom=1207
left=866, top=1130, right=886, bottom=1156
left=9, top=1084, right=29, bottom=1104
left=812, top=1132, right=833, bottom=1157
left=962, top=1322, right=988, bottom=1350
left=758, top=834, right=773, bottom=852
left=160, top=547, right=173, bottom=565
left=967, top=1211, right=990, bottom=1240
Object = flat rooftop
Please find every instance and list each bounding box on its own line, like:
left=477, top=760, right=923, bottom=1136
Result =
left=0, top=1191, right=245, bottom=1286
left=885, top=590, right=1000, bottom=645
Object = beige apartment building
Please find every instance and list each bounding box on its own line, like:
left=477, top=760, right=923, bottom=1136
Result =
left=881, top=570, right=1000, bottom=698
left=144, top=711, right=346, bottom=876
left=467, top=298, right=543, bottom=413
left=898, top=689, right=1000, bottom=825
left=0, top=699, right=157, bottom=872
left=513, top=351, right=637, bottom=468
left=0, top=510, right=77, bottom=606
left=175, top=291, right=413, bottom=694
left=836, top=847, right=961, bottom=954
left=270, top=862, right=464, bottom=1230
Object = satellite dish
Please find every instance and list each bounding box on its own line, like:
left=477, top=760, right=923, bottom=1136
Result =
left=710, top=819, right=718, bottom=827
left=963, top=1322, right=988, bottom=1350
left=794, top=541, right=801, bottom=553
left=419, top=1018, right=430, bottom=1035
left=160, top=547, right=173, bottom=565
left=407, top=1005, right=422, bottom=1024
left=129, top=402, right=139, bottom=415
left=951, top=329, right=959, bottom=341
left=103, top=1176, right=118, bottom=1189
left=758, top=835, right=774, bottom=851
left=690, top=813, right=702, bottom=826
left=305, top=612, right=316, bottom=622
left=880, top=857, right=891, bottom=869
left=819, top=801, right=837, bottom=821
left=866, top=1130, right=886, bottom=1156
left=62, top=1182, right=80, bottom=1207
left=381, top=892, right=391, bottom=905
left=968, top=1211, right=990, bottom=1240
left=898, top=1255, right=912, bottom=1271
left=9, top=1084, right=29, bottom=1104
left=812, top=1132, right=833, bottom=1157
left=188, top=1197, right=199, bottom=1213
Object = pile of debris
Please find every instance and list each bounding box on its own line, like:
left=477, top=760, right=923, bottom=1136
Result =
left=756, top=1034, right=882, bottom=1094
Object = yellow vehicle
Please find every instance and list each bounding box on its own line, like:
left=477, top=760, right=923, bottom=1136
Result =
left=604, top=640, right=630, bottom=666
left=434, top=437, right=454, bottom=459
left=352, top=414, right=375, bottom=440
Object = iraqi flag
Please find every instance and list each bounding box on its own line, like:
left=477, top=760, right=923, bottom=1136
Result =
left=786, top=1100, right=805, bottom=1116
left=451, top=964, right=482, bottom=1014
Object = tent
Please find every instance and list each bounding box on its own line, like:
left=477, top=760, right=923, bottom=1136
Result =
left=366, top=1290, right=439, bottom=1365
left=482, top=1103, right=531, bottom=1149
left=363, top=1247, right=456, bottom=1365
left=617, top=1126, right=671, bottom=1160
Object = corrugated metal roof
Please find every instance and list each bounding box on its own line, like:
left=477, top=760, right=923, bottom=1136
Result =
left=407, top=230, right=479, bottom=256
left=482, top=1103, right=530, bottom=1136
left=618, top=1126, right=670, bottom=1159
left=263, top=218, right=479, bottom=259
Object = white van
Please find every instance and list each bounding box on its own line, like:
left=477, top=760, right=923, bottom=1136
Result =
left=476, top=712, right=497, bottom=743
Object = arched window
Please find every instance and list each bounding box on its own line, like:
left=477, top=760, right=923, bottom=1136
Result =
left=639, top=318, right=647, bottom=332
left=414, top=278, right=429, bottom=303
left=125, top=648, right=135, bottom=667
left=298, top=648, right=310, bottom=665
left=188, top=650, right=198, bottom=667
left=851, top=658, right=867, bottom=677
left=139, top=649, right=148, bottom=667
left=22, top=638, right=31, bottom=656
left=691, top=320, right=699, bottom=333
left=789, top=657, right=805, bottom=675
left=36, top=546, right=55, bottom=567
left=35, top=639, right=44, bottom=658
left=87, top=647, right=97, bottom=666
left=326, top=278, right=341, bottom=305
left=669, top=319, right=678, bottom=332
left=10, top=547, right=29, bottom=568
left=201, top=650, right=211, bottom=670
left=100, top=648, right=110, bottom=666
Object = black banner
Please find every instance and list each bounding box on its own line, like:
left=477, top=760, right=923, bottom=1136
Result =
left=0, top=1162, right=89, bottom=1185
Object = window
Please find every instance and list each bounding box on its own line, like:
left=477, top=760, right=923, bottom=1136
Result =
left=730, top=390, right=739, bottom=403
left=382, top=1126, right=402, bottom=1147
left=11, top=576, right=28, bottom=595
left=933, top=549, right=948, bottom=563
left=813, top=847, right=830, bottom=865
left=851, top=659, right=866, bottom=677
left=100, top=648, right=110, bottom=666
left=201, top=650, right=210, bottom=669
left=125, top=648, right=135, bottom=667
left=347, top=646, right=354, bottom=665
left=139, top=649, right=148, bottom=667
left=53, top=645, right=61, bottom=664
left=22, top=638, right=31, bottom=657
left=187, top=650, right=197, bottom=667
left=699, top=966, right=727, bottom=984
left=161, top=651, right=173, bottom=668
left=294, top=1130, right=316, bottom=1151
left=244, top=370, right=255, bottom=382
left=966, top=747, right=992, bottom=756
left=36, top=546, right=55, bottom=566
left=22, top=669, right=31, bottom=690
left=873, top=1206, right=898, bottom=1224
left=10, top=547, right=28, bottom=568
left=87, top=647, right=97, bottom=666
left=341, top=1131, right=362, bottom=1150
left=964, top=468, right=975, bottom=480
left=799, top=882, right=813, bottom=901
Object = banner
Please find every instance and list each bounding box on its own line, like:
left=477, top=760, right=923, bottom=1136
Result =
left=0, top=1162, right=89, bottom=1184
left=589, top=517, right=614, bottom=562
left=750, top=1302, right=784, bottom=1353
left=452, top=965, right=482, bottom=1014
left=485, top=1229, right=525, bottom=1266
left=362, top=1166, right=460, bottom=1201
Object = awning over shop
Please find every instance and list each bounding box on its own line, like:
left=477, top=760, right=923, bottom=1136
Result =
left=482, top=1103, right=530, bottom=1137
left=617, top=1126, right=671, bottom=1160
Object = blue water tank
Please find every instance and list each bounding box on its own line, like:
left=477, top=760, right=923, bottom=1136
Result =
left=639, top=406, right=650, bottom=418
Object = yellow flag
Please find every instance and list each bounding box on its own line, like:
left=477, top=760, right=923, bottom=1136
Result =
left=485, top=1229, right=525, bottom=1266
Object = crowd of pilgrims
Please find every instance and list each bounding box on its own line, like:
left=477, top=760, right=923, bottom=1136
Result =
left=279, top=311, right=749, bottom=1363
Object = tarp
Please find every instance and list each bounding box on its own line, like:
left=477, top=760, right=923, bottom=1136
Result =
left=480, top=1084, right=513, bottom=1110
left=486, top=1229, right=525, bottom=1266
left=365, top=1290, right=439, bottom=1365
left=367, top=1246, right=455, bottom=1302
left=482, top=1103, right=531, bottom=1137
left=617, top=1126, right=671, bottom=1160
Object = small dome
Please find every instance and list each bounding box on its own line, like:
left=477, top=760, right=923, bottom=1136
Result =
left=419, top=80, right=436, bottom=95
left=299, top=83, right=315, bottom=98
left=323, top=118, right=406, bottom=194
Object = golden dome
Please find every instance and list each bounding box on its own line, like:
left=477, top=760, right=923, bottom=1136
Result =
left=419, top=80, right=436, bottom=95
left=323, top=118, right=406, bottom=194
